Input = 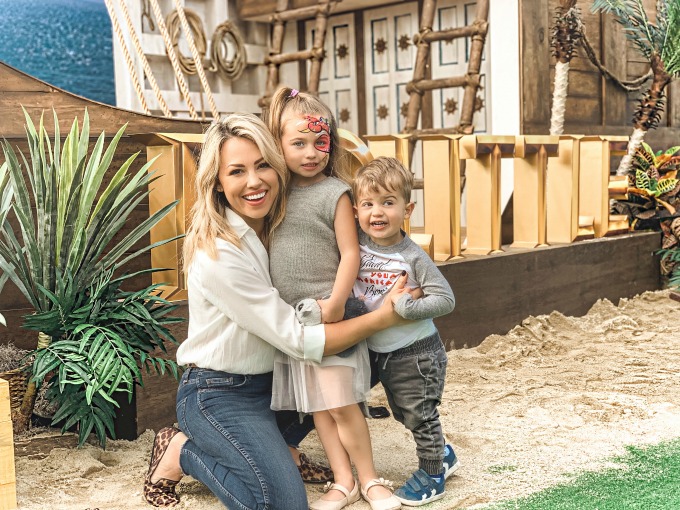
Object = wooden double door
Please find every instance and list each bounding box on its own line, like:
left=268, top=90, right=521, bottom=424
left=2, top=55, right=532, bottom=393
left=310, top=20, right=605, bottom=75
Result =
left=304, top=0, right=488, bottom=226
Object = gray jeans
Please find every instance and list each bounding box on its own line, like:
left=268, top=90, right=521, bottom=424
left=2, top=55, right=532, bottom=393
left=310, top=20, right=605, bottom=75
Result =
left=375, top=332, right=447, bottom=475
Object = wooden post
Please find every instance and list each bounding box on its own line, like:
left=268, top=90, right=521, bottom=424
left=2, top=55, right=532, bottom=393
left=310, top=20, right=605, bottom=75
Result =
left=365, top=134, right=413, bottom=235
left=578, top=136, right=629, bottom=237
left=512, top=135, right=559, bottom=248
left=420, top=134, right=464, bottom=261
left=307, top=0, right=331, bottom=94
left=457, top=0, right=490, bottom=134
left=132, top=133, right=204, bottom=300
left=0, top=379, right=17, bottom=510
left=460, top=135, right=515, bottom=255
left=546, top=135, right=589, bottom=243
left=404, top=0, right=437, bottom=134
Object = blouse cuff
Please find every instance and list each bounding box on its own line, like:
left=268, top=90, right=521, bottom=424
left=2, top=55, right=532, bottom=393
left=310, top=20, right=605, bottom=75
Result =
left=303, top=324, right=326, bottom=363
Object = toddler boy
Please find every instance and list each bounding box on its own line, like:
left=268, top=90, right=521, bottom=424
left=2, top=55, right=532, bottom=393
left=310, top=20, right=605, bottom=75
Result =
left=352, top=156, right=459, bottom=506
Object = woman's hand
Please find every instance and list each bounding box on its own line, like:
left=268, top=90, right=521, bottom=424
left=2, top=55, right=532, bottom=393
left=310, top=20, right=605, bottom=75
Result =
left=377, top=272, right=420, bottom=326
left=388, top=283, right=423, bottom=306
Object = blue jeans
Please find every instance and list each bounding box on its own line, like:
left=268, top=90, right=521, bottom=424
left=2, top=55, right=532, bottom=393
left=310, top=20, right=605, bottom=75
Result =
left=176, top=368, right=308, bottom=509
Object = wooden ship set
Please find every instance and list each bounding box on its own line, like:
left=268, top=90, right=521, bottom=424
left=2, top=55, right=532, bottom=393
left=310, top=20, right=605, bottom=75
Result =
left=1, top=1, right=679, bottom=507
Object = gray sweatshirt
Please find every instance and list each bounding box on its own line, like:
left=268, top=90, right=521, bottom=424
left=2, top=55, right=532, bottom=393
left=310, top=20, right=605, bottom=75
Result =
left=352, top=230, right=455, bottom=353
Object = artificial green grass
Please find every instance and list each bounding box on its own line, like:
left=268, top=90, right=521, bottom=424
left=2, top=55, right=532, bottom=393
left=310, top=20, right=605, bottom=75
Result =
left=489, top=438, right=680, bottom=510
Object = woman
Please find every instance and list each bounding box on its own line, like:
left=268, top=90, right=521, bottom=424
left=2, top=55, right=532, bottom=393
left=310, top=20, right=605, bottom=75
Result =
left=142, top=113, right=416, bottom=509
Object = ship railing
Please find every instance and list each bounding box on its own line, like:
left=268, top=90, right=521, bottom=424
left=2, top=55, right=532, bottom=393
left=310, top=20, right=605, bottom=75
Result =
left=133, top=131, right=632, bottom=300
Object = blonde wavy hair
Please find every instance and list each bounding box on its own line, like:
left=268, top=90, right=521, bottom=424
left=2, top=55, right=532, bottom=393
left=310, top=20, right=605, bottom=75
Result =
left=264, top=86, right=353, bottom=185
left=183, top=113, right=288, bottom=267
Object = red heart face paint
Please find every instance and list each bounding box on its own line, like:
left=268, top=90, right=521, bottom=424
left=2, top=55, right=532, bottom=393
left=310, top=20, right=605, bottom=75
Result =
left=299, top=115, right=331, bottom=153
left=280, top=112, right=332, bottom=186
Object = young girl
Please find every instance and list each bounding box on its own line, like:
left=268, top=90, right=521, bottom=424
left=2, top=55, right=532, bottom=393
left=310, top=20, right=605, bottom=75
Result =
left=267, top=87, right=401, bottom=510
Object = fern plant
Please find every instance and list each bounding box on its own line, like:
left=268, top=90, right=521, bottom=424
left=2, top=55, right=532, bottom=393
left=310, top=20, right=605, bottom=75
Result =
left=23, top=267, right=182, bottom=447
left=0, top=109, right=180, bottom=433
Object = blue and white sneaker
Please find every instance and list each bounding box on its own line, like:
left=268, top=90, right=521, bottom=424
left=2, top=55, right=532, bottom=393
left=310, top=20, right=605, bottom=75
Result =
left=443, top=444, right=461, bottom=479
left=394, top=469, right=445, bottom=507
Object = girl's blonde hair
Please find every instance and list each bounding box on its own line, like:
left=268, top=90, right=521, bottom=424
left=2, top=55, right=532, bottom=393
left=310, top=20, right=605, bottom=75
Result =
left=264, top=86, right=353, bottom=185
left=183, top=113, right=288, bottom=267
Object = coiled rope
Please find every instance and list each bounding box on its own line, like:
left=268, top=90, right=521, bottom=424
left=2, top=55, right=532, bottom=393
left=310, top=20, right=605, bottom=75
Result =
left=170, top=2, right=219, bottom=119
left=116, top=0, right=172, bottom=117
left=210, top=21, right=247, bottom=81
left=147, top=0, right=198, bottom=120
left=166, top=8, right=207, bottom=76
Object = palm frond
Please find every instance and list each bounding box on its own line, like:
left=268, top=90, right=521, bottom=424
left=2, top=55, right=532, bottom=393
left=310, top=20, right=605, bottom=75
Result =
left=660, top=0, right=680, bottom=75
left=592, top=0, right=655, bottom=59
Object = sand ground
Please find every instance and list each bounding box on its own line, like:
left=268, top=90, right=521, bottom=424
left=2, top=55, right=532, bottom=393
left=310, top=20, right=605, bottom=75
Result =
left=12, top=289, right=680, bottom=510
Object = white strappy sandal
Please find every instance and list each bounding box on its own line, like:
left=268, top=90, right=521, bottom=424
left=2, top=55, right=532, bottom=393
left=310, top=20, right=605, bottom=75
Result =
left=361, top=478, right=402, bottom=510
left=309, top=478, right=360, bottom=510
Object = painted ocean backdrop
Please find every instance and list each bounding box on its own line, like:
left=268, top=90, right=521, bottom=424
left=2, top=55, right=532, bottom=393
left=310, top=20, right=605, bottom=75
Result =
left=0, top=0, right=115, bottom=105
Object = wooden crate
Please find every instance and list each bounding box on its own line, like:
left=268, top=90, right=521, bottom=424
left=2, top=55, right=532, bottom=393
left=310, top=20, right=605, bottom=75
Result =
left=0, top=379, right=17, bottom=510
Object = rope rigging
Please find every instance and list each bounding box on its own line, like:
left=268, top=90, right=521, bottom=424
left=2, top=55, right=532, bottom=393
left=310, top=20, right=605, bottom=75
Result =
left=116, top=0, right=172, bottom=117
left=147, top=0, right=199, bottom=120
left=170, top=1, right=219, bottom=119
left=576, top=18, right=652, bottom=92
left=103, top=0, right=150, bottom=114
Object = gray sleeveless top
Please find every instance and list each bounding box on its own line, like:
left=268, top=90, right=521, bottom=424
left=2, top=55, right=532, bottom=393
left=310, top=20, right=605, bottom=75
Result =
left=269, top=177, right=350, bottom=305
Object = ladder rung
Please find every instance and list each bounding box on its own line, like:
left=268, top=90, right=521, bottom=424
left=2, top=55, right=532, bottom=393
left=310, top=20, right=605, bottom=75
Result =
left=271, top=3, right=332, bottom=23
left=407, top=74, right=480, bottom=93
left=421, top=22, right=488, bottom=44
left=266, top=49, right=315, bottom=65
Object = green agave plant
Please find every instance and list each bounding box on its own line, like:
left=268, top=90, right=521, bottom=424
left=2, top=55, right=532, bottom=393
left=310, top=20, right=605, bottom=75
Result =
left=0, top=109, right=181, bottom=434
left=0, top=162, right=10, bottom=327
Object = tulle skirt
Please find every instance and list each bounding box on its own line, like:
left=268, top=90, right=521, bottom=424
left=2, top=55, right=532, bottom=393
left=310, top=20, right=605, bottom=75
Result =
left=271, top=341, right=371, bottom=413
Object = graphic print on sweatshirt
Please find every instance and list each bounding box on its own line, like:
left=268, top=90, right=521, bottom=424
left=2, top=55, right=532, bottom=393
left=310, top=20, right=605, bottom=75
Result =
left=353, top=246, right=417, bottom=311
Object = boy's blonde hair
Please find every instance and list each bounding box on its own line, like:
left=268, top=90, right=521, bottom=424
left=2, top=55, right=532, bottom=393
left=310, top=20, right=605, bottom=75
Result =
left=183, top=113, right=288, bottom=267
left=264, top=86, right=353, bottom=185
left=352, top=156, right=413, bottom=203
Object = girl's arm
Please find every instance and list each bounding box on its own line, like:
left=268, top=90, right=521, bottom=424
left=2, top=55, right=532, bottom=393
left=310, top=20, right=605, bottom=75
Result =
left=318, top=193, right=360, bottom=323
left=322, top=272, right=417, bottom=355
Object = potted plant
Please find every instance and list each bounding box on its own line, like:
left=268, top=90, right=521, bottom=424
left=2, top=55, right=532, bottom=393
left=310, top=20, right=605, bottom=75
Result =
left=0, top=109, right=182, bottom=438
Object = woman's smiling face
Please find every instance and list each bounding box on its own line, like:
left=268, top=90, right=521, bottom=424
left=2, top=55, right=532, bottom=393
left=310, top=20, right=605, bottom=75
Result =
left=217, top=136, right=280, bottom=234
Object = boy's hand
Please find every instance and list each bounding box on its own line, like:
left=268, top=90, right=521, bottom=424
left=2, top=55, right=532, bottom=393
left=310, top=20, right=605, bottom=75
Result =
left=318, top=298, right=345, bottom=324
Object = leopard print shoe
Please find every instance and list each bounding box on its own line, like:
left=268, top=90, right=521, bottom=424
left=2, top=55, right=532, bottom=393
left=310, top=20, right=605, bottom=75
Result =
left=298, top=452, right=334, bottom=484
left=143, top=426, right=182, bottom=507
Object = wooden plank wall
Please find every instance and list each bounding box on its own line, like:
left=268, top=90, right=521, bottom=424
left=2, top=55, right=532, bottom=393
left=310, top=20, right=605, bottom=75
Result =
left=436, top=232, right=661, bottom=350
left=0, top=62, right=205, bottom=348
left=521, top=0, right=680, bottom=149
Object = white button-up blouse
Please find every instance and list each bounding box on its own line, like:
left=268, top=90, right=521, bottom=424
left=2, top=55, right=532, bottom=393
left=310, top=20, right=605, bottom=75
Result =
left=176, top=208, right=326, bottom=374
